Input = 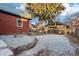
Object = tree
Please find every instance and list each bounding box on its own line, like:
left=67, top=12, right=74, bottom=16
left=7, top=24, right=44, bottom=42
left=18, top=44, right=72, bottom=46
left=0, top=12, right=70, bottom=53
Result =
left=26, top=3, right=65, bottom=24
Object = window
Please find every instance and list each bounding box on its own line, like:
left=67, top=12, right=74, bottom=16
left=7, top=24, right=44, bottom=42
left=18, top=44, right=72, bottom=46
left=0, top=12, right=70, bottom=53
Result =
left=16, top=18, right=23, bottom=27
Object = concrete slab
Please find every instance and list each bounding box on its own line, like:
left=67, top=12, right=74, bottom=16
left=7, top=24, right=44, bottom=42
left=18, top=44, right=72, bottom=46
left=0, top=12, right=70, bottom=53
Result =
left=0, top=35, right=35, bottom=48
left=0, top=48, right=13, bottom=56
left=0, top=40, right=8, bottom=50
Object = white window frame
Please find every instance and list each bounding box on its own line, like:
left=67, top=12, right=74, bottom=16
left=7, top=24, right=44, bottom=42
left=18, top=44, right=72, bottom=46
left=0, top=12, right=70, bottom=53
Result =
left=16, top=18, right=23, bottom=27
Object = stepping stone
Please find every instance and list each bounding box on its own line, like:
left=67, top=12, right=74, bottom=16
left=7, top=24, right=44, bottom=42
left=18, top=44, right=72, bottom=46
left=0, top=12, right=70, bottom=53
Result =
left=0, top=40, right=8, bottom=50
left=0, top=48, right=13, bottom=56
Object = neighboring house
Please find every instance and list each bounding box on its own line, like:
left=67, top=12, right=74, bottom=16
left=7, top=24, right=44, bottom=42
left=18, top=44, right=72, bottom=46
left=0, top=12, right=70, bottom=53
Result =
left=0, top=4, right=31, bottom=35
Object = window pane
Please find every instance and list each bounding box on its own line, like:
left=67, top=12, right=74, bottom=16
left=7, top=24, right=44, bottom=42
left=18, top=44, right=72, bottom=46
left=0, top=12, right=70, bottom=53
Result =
left=16, top=18, right=23, bottom=27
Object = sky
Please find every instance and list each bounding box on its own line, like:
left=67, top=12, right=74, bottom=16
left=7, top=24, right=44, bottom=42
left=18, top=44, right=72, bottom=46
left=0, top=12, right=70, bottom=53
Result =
left=0, top=3, right=25, bottom=11
left=58, top=3, right=79, bottom=23
left=0, top=3, right=22, bottom=8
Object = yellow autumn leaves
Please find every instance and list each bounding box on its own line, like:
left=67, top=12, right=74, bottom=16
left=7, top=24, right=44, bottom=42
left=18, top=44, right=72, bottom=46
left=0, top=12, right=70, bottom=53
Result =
left=26, top=3, right=65, bottom=20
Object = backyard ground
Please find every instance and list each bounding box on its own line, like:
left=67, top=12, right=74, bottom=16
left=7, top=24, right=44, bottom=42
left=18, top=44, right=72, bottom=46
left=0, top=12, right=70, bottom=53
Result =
left=0, top=34, right=78, bottom=56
